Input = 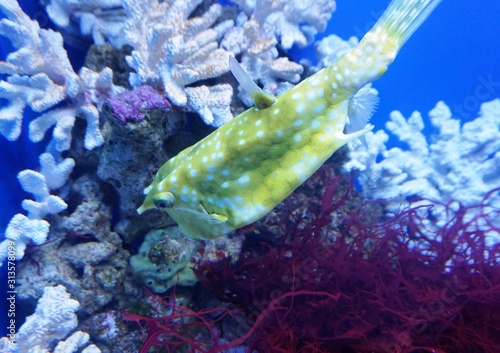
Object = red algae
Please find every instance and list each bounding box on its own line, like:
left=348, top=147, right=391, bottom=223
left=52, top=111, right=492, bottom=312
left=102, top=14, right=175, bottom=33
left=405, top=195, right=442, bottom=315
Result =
left=128, top=166, right=500, bottom=353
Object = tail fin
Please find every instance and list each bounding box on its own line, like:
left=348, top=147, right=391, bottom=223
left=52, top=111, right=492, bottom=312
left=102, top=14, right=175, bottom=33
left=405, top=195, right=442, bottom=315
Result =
left=374, top=0, right=442, bottom=48
left=325, top=0, right=442, bottom=100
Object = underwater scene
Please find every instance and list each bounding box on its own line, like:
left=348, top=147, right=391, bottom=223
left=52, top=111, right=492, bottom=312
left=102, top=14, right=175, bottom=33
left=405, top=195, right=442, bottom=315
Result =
left=1, top=0, right=499, bottom=352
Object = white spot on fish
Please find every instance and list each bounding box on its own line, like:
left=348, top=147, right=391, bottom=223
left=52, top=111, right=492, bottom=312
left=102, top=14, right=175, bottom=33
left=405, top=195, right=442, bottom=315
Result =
left=239, top=139, right=245, bottom=145
left=331, top=93, right=338, bottom=99
left=170, top=175, right=177, bottom=182
left=292, top=92, right=302, bottom=100
left=317, top=89, right=324, bottom=98
left=276, top=130, right=283, bottom=137
left=221, top=181, right=229, bottom=188
left=274, top=108, right=280, bottom=115
left=294, top=134, right=301, bottom=142
left=315, top=104, right=325, bottom=113
left=255, top=120, right=262, bottom=126
left=296, top=104, right=306, bottom=114
left=335, top=73, right=342, bottom=81
left=332, top=83, right=338, bottom=89
left=182, top=185, right=189, bottom=193
left=238, top=175, right=250, bottom=184
left=256, top=131, right=265, bottom=138
left=207, top=174, right=214, bottom=180
left=190, top=170, right=198, bottom=177
left=273, top=172, right=278, bottom=178
left=294, top=119, right=303, bottom=126
left=222, top=169, right=229, bottom=176
left=311, top=120, right=321, bottom=129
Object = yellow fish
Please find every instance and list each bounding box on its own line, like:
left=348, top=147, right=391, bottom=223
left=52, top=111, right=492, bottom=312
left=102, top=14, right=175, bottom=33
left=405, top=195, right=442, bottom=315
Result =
left=138, top=0, right=442, bottom=239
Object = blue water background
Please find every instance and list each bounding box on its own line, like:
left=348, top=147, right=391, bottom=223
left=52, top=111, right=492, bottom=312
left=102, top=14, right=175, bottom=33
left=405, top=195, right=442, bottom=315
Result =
left=1, top=0, right=499, bottom=337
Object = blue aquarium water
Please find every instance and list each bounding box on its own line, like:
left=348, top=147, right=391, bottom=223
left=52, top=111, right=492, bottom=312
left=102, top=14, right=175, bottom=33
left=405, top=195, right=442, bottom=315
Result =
left=2, top=0, right=499, bottom=236
left=0, top=0, right=499, bottom=350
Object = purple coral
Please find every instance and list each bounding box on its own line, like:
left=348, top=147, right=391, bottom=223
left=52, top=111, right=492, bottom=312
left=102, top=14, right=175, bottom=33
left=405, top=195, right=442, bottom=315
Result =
left=107, top=85, right=171, bottom=124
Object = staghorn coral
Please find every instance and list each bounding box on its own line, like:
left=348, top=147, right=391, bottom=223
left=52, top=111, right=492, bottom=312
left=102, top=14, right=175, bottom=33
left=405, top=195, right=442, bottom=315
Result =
left=44, top=0, right=126, bottom=47
left=0, top=285, right=101, bottom=353
left=231, top=0, right=335, bottom=50
left=0, top=0, right=124, bottom=151
left=0, top=153, right=74, bottom=265
left=122, top=0, right=234, bottom=126
left=344, top=99, right=500, bottom=245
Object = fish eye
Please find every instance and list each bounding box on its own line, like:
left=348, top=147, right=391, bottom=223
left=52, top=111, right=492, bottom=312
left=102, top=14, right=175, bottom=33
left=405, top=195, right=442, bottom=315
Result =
left=152, top=192, right=175, bottom=209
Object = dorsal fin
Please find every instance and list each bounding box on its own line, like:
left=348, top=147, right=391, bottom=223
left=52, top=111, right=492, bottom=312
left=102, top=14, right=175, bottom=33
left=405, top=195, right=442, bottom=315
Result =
left=229, top=56, right=276, bottom=109
left=346, top=84, right=379, bottom=148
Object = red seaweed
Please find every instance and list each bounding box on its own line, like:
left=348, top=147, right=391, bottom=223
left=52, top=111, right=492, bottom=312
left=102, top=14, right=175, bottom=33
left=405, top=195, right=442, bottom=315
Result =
left=127, top=166, right=500, bottom=352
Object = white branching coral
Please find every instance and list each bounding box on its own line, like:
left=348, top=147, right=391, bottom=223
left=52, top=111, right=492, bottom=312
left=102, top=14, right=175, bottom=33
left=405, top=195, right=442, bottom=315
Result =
left=0, top=153, right=74, bottom=265
left=232, top=0, right=335, bottom=50
left=344, top=100, right=500, bottom=245
left=45, top=0, right=126, bottom=47
left=122, top=0, right=234, bottom=126
left=0, top=0, right=123, bottom=151
left=0, top=285, right=101, bottom=353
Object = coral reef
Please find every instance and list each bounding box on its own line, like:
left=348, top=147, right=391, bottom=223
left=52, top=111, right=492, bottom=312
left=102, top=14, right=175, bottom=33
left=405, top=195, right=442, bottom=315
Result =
left=344, top=99, right=500, bottom=245
left=15, top=174, right=132, bottom=316
left=0, top=1, right=123, bottom=151
left=0, top=285, right=101, bottom=353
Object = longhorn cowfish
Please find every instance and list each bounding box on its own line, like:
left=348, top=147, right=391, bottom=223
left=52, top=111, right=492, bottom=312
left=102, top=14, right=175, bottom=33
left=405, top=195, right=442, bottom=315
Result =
left=138, top=0, right=442, bottom=240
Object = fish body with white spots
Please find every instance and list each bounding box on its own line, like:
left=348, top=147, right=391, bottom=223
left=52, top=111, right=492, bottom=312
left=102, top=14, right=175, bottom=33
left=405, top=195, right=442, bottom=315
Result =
left=138, top=0, right=442, bottom=240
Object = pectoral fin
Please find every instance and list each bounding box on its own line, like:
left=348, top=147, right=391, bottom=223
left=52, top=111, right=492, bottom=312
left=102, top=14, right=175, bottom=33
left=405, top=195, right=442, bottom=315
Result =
left=210, top=213, right=228, bottom=223
left=346, top=84, right=379, bottom=148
